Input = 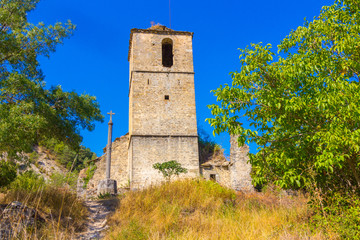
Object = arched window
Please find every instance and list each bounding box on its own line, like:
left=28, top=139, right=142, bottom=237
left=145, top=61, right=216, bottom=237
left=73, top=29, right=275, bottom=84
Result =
left=162, top=38, right=173, bottom=67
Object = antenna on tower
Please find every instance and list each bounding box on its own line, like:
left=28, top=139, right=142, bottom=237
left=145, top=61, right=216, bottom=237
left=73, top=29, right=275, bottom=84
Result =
left=169, top=0, right=171, bottom=28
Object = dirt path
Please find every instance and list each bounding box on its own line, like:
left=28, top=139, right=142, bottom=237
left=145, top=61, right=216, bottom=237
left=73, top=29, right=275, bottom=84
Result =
left=76, top=198, right=119, bottom=240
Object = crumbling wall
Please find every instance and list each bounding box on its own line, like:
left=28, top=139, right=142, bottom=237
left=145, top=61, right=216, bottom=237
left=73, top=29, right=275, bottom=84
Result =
left=85, top=134, right=129, bottom=195
left=230, top=135, right=253, bottom=192
left=199, top=145, right=231, bottom=188
left=200, top=166, right=231, bottom=188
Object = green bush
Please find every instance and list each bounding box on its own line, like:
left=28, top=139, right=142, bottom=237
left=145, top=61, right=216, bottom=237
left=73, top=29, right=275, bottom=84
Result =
left=50, top=171, right=78, bottom=190
left=311, top=192, right=360, bottom=239
left=0, top=160, right=17, bottom=187
left=83, top=163, right=97, bottom=188
left=198, top=128, right=217, bottom=164
left=10, top=171, right=45, bottom=191
left=28, top=151, right=39, bottom=164
left=40, top=138, right=97, bottom=171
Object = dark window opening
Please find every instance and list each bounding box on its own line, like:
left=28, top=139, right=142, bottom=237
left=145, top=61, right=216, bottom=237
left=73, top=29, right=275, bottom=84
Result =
left=147, top=79, right=150, bottom=85
left=162, top=38, right=173, bottom=67
left=165, top=95, right=169, bottom=100
left=210, top=174, right=216, bottom=181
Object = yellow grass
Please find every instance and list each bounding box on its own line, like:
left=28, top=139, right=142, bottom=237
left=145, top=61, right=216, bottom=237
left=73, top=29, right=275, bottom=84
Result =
left=1, top=185, right=88, bottom=239
left=106, top=179, right=338, bottom=240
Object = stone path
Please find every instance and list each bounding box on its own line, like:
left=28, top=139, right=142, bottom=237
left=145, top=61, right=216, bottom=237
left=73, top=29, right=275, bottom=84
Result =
left=76, top=198, right=118, bottom=240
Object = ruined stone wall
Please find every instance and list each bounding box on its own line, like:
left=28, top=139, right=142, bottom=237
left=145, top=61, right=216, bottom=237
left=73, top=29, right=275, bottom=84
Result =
left=230, top=135, right=253, bottom=192
left=86, top=134, right=129, bottom=194
left=200, top=166, right=231, bottom=188
left=129, top=136, right=199, bottom=189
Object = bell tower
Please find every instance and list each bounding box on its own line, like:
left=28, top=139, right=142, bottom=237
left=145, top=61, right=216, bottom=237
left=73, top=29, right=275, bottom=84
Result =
left=128, top=26, right=199, bottom=188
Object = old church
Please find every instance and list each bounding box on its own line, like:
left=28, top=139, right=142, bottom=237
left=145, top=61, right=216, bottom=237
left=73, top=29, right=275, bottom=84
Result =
left=83, top=25, right=252, bottom=194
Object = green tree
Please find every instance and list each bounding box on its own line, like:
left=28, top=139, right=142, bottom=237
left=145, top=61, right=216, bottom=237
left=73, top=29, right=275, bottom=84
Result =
left=40, top=138, right=97, bottom=171
left=207, top=0, right=360, bottom=193
left=153, top=160, right=188, bottom=182
left=0, top=0, right=104, bottom=159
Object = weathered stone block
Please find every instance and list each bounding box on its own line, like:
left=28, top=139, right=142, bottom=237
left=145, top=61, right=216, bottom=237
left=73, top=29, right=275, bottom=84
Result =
left=97, top=179, right=117, bottom=195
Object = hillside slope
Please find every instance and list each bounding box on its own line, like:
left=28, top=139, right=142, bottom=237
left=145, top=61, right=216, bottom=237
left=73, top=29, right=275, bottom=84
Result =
left=105, top=179, right=336, bottom=240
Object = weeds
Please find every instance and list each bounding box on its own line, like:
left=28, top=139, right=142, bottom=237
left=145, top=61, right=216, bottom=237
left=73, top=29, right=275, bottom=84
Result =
left=106, top=179, right=334, bottom=240
left=98, top=192, right=113, bottom=199
left=83, top=163, right=97, bottom=188
left=0, top=171, right=88, bottom=239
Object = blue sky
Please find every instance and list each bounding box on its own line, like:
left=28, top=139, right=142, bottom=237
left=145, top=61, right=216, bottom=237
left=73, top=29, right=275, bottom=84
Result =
left=28, top=0, right=333, bottom=157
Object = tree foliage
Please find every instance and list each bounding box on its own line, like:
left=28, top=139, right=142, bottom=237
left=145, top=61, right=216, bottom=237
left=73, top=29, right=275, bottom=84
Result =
left=153, top=160, right=188, bottom=181
left=40, top=138, right=97, bottom=171
left=0, top=0, right=103, bottom=159
left=198, top=128, right=217, bottom=165
left=207, top=0, right=360, bottom=193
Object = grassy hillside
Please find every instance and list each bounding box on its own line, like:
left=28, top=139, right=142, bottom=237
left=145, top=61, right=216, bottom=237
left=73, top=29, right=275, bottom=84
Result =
left=106, top=179, right=337, bottom=240
left=0, top=171, right=88, bottom=239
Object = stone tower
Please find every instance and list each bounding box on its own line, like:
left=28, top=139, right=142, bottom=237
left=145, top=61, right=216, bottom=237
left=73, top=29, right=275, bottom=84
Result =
left=128, top=26, right=199, bottom=189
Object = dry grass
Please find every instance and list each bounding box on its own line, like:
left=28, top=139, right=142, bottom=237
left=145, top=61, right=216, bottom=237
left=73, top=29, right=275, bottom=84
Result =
left=106, top=179, right=338, bottom=240
left=1, top=185, right=88, bottom=239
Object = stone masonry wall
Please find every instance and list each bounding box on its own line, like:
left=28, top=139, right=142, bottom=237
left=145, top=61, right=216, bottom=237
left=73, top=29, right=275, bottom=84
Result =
left=128, top=29, right=199, bottom=189
left=129, top=32, right=193, bottom=73
left=200, top=166, right=231, bottom=188
left=86, top=134, right=129, bottom=194
left=129, top=72, right=197, bottom=136
left=129, top=136, right=199, bottom=189
left=230, top=135, right=253, bottom=192
left=129, top=31, right=197, bottom=137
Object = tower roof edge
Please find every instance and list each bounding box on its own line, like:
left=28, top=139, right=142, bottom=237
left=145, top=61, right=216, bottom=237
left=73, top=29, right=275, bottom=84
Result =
left=128, top=28, right=194, bottom=61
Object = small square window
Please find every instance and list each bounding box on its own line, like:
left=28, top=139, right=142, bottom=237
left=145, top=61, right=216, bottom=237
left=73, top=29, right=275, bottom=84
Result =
left=165, top=95, right=169, bottom=100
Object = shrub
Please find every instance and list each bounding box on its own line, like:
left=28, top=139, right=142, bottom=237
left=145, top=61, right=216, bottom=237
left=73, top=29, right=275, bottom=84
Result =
left=198, top=128, right=217, bottom=164
left=50, top=171, right=78, bottom=190
left=28, top=151, right=39, bottom=164
left=83, top=163, right=97, bottom=188
left=10, top=171, right=45, bottom=191
left=0, top=160, right=17, bottom=187
left=311, top=192, right=360, bottom=239
left=153, top=160, right=188, bottom=181
left=40, top=138, right=97, bottom=171
left=2, top=170, right=88, bottom=238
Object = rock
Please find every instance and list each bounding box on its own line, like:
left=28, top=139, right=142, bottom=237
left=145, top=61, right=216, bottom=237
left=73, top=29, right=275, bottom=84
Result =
left=0, top=201, right=45, bottom=239
left=97, top=179, right=117, bottom=195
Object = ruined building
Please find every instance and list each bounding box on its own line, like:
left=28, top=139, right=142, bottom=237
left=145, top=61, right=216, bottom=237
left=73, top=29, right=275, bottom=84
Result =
left=83, top=26, right=253, bottom=193
left=198, top=135, right=253, bottom=191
